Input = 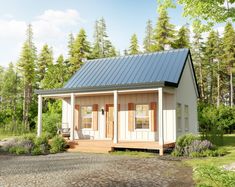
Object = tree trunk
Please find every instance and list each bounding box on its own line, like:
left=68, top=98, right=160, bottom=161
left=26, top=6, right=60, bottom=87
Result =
left=230, top=67, right=234, bottom=107
left=199, top=61, right=204, bottom=99
left=23, top=84, right=32, bottom=131
left=23, top=87, right=27, bottom=129
left=217, top=61, right=220, bottom=107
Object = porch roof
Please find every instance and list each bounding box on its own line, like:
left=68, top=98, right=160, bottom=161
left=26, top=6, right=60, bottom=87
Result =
left=35, top=48, right=192, bottom=95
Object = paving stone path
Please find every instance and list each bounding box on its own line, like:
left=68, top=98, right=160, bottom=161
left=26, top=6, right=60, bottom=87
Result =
left=0, top=152, right=194, bottom=187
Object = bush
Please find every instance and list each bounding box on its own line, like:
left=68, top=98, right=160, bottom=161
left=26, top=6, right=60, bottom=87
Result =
left=33, top=135, right=50, bottom=155
left=22, top=133, right=36, bottom=142
left=202, top=148, right=228, bottom=157
left=173, top=134, right=200, bottom=156
left=195, top=165, right=235, bottom=187
left=198, top=103, right=235, bottom=145
left=171, top=134, right=225, bottom=157
left=189, top=152, right=202, bottom=158
left=9, top=146, right=29, bottom=155
left=42, top=113, right=61, bottom=136
left=32, top=146, right=42, bottom=155
left=49, top=136, right=67, bottom=154
left=2, top=133, right=67, bottom=155
left=186, top=140, right=214, bottom=156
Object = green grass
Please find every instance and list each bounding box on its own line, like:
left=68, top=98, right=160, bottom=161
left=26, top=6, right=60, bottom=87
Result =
left=110, top=150, right=157, bottom=158
left=184, top=134, right=235, bottom=187
left=0, top=133, right=19, bottom=141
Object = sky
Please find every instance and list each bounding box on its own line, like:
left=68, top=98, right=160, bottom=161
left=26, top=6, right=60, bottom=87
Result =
left=0, top=0, right=203, bottom=67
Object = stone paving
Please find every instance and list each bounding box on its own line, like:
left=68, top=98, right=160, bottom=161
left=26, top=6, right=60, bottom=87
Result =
left=0, top=152, right=194, bottom=187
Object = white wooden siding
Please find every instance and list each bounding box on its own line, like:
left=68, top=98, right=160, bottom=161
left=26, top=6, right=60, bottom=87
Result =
left=62, top=93, right=159, bottom=141
left=163, top=93, right=175, bottom=142
left=176, top=57, right=198, bottom=138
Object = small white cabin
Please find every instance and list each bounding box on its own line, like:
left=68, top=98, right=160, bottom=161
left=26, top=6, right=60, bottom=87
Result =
left=36, top=48, right=199, bottom=155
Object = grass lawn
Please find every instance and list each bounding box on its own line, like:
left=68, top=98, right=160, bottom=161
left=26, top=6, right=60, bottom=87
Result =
left=0, top=134, right=19, bottom=141
left=184, top=134, right=235, bottom=187
left=110, top=150, right=157, bottom=158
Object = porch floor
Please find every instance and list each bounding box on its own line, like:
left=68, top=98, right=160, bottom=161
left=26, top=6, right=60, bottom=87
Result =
left=67, top=140, right=175, bottom=154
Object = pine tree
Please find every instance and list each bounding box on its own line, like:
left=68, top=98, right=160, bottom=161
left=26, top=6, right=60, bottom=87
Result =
left=91, top=18, right=115, bottom=58
left=91, top=20, right=101, bottom=58
left=1, top=63, right=19, bottom=126
left=69, top=28, right=90, bottom=74
left=204, top=30, right=219, bottom=104
left=223, top=22, right=235, bottom=106
left=128, top=34, right=140, bottom=55
left=37, top=44, right=53, bottom=88
left=68, top=33, right=75, bottom=59
left=17, top=24, right=36, bottom=130
left=173, top=25, right=190, bottom=49
left=0, top=66, right=4, bottom=99
left=143, top=20, right=154, bottom=52
left=43, top=55, right=69, bottom=89
left=191, top=24, right=205, bottom=100
left=152, top=8, right=175, bottom=51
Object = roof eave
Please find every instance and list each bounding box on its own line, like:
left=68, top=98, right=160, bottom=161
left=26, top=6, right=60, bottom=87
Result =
left=35, top=81, right=177, bottom=95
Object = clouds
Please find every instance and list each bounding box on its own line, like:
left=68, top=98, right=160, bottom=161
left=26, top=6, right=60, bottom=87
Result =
left=0, top=9, right=84, bottom=67
left=37, top=9, right=85, bottom=27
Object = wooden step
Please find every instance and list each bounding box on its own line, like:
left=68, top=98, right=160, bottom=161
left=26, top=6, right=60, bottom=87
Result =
left=67, top=140, right=113, bottom=153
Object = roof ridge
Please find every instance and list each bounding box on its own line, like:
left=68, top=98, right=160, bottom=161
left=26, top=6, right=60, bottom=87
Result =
left=87, top=48, right=189, bottom=62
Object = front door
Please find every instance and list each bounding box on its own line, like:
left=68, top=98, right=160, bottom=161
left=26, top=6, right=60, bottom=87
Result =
left=106, top=105, right=114, bottom=139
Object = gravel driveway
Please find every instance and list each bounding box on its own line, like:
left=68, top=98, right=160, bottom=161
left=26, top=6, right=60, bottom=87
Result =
left=0, top=153, right=194, bottom=187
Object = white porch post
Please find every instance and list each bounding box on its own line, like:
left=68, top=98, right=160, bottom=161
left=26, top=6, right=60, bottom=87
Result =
left=37, top=95, right=42, bottom=137
left=158, top=88, right=164, bottom=155
left=113, top=90, right=118, bottom=144
left=70, top=93, right=75, bottom=141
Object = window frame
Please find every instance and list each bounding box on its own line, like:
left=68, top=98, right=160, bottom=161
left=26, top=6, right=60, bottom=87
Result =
left=80, top=105, right=93, bottom=129
left=176, top=103, right=182, bottom=132
left=134, top=103, right=150, bottom=131
left=184, top=105, right=189, bottom=132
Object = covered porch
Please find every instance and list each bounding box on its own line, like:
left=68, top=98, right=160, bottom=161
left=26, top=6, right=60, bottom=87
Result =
left=37, top=87, right=176, bottom=155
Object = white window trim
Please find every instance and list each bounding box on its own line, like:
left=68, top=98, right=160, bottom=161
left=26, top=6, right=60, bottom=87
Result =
left=184, top=105, right=189, bottom=132
left=176, top=103, right=182, bottom=132
left=80, top=105, right=93, bottom=130
left=134, top=103, right=150, bottom=131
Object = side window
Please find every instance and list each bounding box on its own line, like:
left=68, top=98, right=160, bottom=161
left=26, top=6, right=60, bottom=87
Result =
left=81, top=106, right=92, bottom=129
left=184, top=105, right=189, bottom=131
left=135, top=104, right=149, bottom=129
left=176, top=103, right=182, bottom=132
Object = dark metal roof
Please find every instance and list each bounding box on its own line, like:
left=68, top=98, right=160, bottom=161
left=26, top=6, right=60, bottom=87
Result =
left=36, top=48, right=196, bottom=95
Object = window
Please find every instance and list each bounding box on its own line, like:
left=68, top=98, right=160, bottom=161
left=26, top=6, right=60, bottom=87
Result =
left=184, top=105, right=189, bottom=131
left=135, top=104, right=149, bottom=129
left=176, top=103, right=182, bottom=132
left=81, top=106, right=92, bottom=129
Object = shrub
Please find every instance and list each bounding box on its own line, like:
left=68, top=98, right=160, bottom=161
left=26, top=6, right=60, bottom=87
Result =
left=49, top=136, right=67, bottom=154
left=176, top=134, right=199, bottom=148
left=42, top=113, right=61, bottom=136
left=33, top=135, right=50, bottom=155
left=171, top=149, right=182, bottom=157
left=171, top=134, right=224, bottom=157
left=186, top=140, right=214, bottom=156
left=202, top=148, right=228, bottom=157
left=42, top=132, right=53, bottom=139
left=9, top=146, right=28, bottom=155
left=189, top=152, right=202, bottom=158
left=2, top=138, right=19, bottom=152
left=15, top=146, right=29, bottom=155
left=22, top=133, right=36, bottom=142
left=32, top=146, right=42, bottom=155
left=195, top=165, right=235, bottom=187
left=2, top=134, right=51, bottom=155
left=173, top=134, right=199, bottom=156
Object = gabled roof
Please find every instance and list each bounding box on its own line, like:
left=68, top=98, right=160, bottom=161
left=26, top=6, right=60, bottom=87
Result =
left=36, top=48, right=198, bottom=95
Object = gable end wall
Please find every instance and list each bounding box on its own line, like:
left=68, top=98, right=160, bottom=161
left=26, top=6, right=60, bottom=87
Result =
left=175, top=57, right=198, bottom=137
